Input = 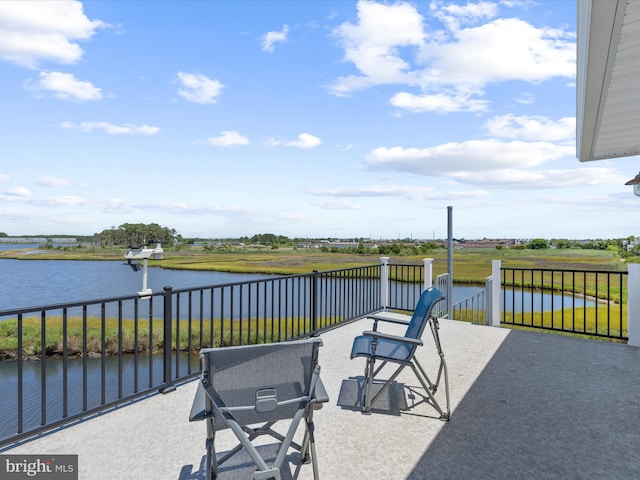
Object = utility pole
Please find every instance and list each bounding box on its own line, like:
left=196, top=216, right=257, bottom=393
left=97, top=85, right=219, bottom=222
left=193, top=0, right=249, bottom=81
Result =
left=447, top=206, right=453, bottom=317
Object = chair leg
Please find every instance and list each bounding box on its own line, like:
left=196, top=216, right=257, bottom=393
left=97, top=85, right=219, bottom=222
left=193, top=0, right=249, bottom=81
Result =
left=301, top=413, right=320, bottom=478
left=300, top=410, right=313, bottom=464
left=412, top=356, right=449, bottom=421
left=366, top=363, right=405, bottom=413
left=363, top=354, right=391, bottom=414
left=309, top=424, right=320, bottom=480
left=205, top=437, right=216, bottom=480
left=438, top=352, right=450, bottom=419
left=429, top=316, right=450, bottom=419
left=363, top=355, right=375, bottom=414
left=205, top=418, right=217, bottom=480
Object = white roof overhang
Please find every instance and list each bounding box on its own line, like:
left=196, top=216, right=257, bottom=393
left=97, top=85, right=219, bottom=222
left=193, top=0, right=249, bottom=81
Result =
left=577, top=0, right=640, bottom=162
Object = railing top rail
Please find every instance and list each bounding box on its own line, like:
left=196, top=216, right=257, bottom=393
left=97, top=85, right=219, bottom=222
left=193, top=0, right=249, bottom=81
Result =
left=168, top=264, right=380, bottom=295
left=501, top=266, right=627, bottom=275
left=0, top=292, right=150, bottom=317
left=388, top=262, right=425, bottom=266
left=317, top=264, right=379, bottom=275
left=0, top=263, right=382, bottom=316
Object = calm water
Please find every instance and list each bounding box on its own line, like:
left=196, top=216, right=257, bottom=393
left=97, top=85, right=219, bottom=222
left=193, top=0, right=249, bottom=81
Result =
left=0, top=258, right=272, bottom=311
left=0, top=255, right=488, bottom=312
left=0, top=254, right=596, bottom=317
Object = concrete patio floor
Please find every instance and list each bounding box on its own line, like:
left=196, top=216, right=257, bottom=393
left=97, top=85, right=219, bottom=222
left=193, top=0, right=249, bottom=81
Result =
left=3, top=317, right=640, bottom=479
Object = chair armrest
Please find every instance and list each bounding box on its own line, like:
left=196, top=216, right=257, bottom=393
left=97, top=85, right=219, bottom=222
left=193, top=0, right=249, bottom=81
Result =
left=367, top=313, right=410, bottom=327
left=188, top=381, right=208, bottom=422
left=312, top=377, right=329, bottom=405
left=362, top=330, right=423, bottom=346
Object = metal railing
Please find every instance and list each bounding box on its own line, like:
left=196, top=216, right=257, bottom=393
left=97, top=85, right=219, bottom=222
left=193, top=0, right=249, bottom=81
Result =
left=501, top=267, right=627, bottom=340
left=387, top=262, right=426, bottom=311
left=434, top=273, right=451, bottom=318
left=450, top=276, right=492, bottom=325
left=2, top=259, right=627, bottom=448
left=0, top=264, right=381, bottom=448
left=382, top=263, right=451, bottom=319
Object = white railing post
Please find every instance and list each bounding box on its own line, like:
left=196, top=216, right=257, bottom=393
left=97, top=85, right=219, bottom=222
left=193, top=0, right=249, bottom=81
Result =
left=485, top=275, right=493, bottom=326
left=490, top=259, right=501, bottom=327
left=380, top=257, right=390, bottom=310
left=628, top=263, right=640, bottom=346
left=423, top=258, right=433, bottom=291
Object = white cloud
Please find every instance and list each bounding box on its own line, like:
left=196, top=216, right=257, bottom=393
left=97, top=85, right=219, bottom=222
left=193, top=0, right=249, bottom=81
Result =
left=484, top=114, right=575, bottom=142
left=37, top=176, right=71, bottom=187
left=329, top=1, right=575, bottom=113
left=0, top=0, right=106, bottom=68
left=309, top=184, right=488, bottom=200
left=363, top=135, right=626, bottom=190
left=425, top=18, right=575, bottom=86
left=177, top=72, right=224, bottom=104
left=330, top=1, right=425, bottom=96
left=366, top=139, right=573, bottom=175
left=500, top=0, right=538, bottom=8
left=430, top=0, right=497, bottom=32
left=30, top=71, right=102, bottom=101
left=261, top=24, right=289, bottom=52
left=390, top=90, right=488, bottom=113
left=268, top=133, right=322, bottom=149
left=451, top=167, right=626, bottom=188
left=288, top=133, right=322, bottom=148
left=60, top=121, right=160, bottom=135
left=4, top=186, right=31, bottom=197
left=206, top=131, right=250, bottom=147
left=1, top=193, right=89, bottom=207
left=314, top=200, right=362, bottom=210
left=514, top=92, right=535, bottom=104
left=50, top=195, right=86, bottom=206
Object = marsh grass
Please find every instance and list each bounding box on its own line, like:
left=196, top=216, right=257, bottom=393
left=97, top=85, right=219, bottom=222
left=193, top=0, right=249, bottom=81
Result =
left=502, top=269, right=627, bottom=304
left=453, top=304, right=627, bottom=339
left=1, top=246, right=627, bottom=282
left=505, top=303, right=627, bottom=338
left=0, top=315, right=315, bottom=360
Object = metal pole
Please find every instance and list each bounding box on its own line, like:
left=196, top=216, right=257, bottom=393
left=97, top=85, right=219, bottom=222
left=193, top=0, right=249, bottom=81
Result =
left=380, top=257, right=390, bottom=310
left=160, top=286, right=176, bottom=393
left=141, top=258, right=148, bottom=292
left=447, top=206, right=453, bottom=317
left=311, top=270, right=318, bottom=334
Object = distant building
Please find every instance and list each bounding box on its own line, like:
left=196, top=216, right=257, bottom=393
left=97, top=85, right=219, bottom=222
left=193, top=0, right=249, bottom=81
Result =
left=0, top=237, right=77, bottom=244
left=0, top=237, right=47, bottom=243
left=455, top=239, right=518, bottom=249
left=324, top=241, right=360, bottom=249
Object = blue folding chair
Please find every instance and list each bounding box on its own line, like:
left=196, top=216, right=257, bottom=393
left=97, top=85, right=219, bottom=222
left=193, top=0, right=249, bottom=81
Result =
left=350, top=287, right=449, bottom=419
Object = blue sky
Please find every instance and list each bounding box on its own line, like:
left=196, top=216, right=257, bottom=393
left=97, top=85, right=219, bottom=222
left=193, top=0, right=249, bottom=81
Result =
left=1, top=0, right=639, bottom=241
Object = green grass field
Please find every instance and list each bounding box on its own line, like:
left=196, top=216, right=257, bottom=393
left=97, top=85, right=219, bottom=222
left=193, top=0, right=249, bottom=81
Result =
left=0, top=244, right=629, bottom=282
left=0, top=315, right=316, bottom=359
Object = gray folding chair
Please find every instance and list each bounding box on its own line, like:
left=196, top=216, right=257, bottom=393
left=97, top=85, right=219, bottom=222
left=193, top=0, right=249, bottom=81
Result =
left=350, top=287, right=450, bottom=419
left=189, top=337, right=328, bottom=480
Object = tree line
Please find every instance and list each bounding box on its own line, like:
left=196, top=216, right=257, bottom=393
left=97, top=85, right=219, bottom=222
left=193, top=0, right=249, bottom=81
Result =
left=3, top=228, right=639, bottom=257
left=523, top=237, right=633, bottom=251
left=94, top=223, right=181, bottom=247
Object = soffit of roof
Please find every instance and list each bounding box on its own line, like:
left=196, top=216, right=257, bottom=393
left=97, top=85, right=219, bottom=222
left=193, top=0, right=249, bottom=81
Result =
left=577, top=0, right=640, bottom=162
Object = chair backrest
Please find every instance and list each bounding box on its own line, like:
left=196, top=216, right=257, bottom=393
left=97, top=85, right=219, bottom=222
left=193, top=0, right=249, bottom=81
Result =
left=404, top=287, right=444, bottom=340
left=199, top=337, right=322, bottom=430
